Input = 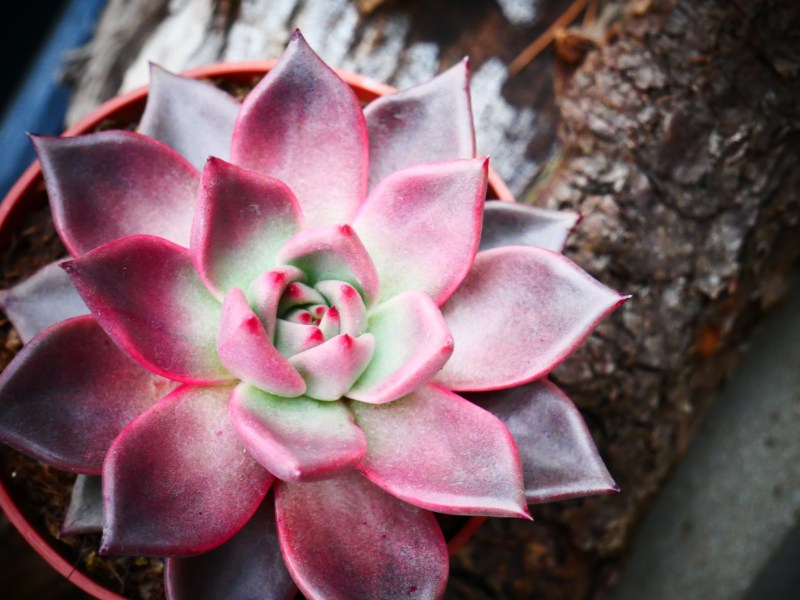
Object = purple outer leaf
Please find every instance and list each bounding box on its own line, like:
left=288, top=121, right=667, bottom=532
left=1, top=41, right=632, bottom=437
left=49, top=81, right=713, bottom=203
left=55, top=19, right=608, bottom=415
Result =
left=437, top=247, right=628, bottom=391
left=0, top=259, right=89, bottom=344
left=479, top=202, right=580, bottom=253
left=289, top=333, right=375, bottom=401
left=139, top=64, right=241, bottom=170
left=230, top=383, right=366, bottom=482
left=468, top=379, right=618, bottom=503
left=191, top=158, right=304, bottom=300
left=0, top=316, right=176, bottom=474
left=32, top=131, right=199, bottom=256
left=231, top=31, right=368, bottom=227
left=218, top=288, right=306, bottom=398
left=347, top=291, right=453, bottom=405
left=62, top=475, right=104, bottom=536
left=276, top=225, right=380, bottom=307
left=352, top=384, right=530, bottom=518
left=165, top=493, right=296, bottom=600
left=63, top=235, right=229, bottom=384
left=353, top=158, right=488, bottom=305
left=275, top=471, right=448, bottom=600
left=365, top=59, right=475, bottom=190
left=102, top=385, right=273, bottom=556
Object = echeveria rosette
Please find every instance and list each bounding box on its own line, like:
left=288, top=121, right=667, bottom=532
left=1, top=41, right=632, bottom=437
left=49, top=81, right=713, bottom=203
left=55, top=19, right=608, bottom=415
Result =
left=0, top=30, right=626, bottom=600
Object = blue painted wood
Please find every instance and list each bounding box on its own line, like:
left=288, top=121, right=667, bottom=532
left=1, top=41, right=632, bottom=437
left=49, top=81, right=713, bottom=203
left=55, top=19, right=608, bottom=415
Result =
left=0, top=0, right=107, bottom=197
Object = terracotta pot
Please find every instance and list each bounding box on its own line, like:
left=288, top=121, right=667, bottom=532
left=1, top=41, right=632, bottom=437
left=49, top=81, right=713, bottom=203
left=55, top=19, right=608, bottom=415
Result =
left=0, top=62, right=513, bottom=599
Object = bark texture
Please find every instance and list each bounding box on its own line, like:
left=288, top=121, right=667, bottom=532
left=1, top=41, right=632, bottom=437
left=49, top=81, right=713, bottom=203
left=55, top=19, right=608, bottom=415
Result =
left=52, top=0, right=800, bottom=597
left=451, top=0, right=800, bottom=597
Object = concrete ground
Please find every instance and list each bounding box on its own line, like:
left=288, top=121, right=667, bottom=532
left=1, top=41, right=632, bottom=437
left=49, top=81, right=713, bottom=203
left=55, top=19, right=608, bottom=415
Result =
left=610, top=274, right=800, bottom=600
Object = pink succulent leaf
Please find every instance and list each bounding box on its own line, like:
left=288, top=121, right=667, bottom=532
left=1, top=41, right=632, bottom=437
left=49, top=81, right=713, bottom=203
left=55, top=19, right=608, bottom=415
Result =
left=289, top=333, right=375, bottom=401
left=102, top=384, right=273, bottom=556
left=315, top=280, right=366, bottom=336
left=468, top=379, right=618, bottom=503
left=0, top=316, right=177, bottom=473
left=0, top=259, right=89, bottom=344
left=32, top=132, right=199, bottom=256
left=139, top=64, right=240, bottom=170
left=248, top=266, right=305, bottom=341
left=317, top=306, right=340, bottom=339
left=479, top=202, right=580, bottom=253
left=436, top=247, right=628, bottom=391
left=230, top=383, right=367, bottom=482
left=277, top=282, right=325, bottom=314
left=231, top=30, right=368, bottom=226
left=165, top=492, right=295, bottom=600
left=61, top=475, right=104, bottom=536
left=218, top=288, right=306, bottom=397
left=347, top=291, right=453, bottom=405
left=191, top=158, right=304, bottom=299
left=353, top=158, right=488, bottom=305
left=276, top=225, right=380, bottom=307
left=365, top=58, right=475, bottom=190
left=274, top=320, right=324, bottom=357
left=352, top=384, right=530, bottom=518
left=275, top=471, right=448, bottom=600
left=63, top=235, right=230, bottom=384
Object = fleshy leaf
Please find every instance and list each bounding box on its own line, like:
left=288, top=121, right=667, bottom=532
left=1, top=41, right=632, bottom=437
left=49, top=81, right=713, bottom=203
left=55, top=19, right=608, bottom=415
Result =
left=0, top=316, right=176, bottom=473
left=165, top=493, right=295, bottom=600
left=277, top=225, right=380, bottom=307
left=352, top=384, right=529, bottom=518
left=275, top=472, right=448, bottom=600
left=289, top=333, right=375, bottom=401
left=139, top=64, right=241, bottom=170
left=437, top=247, right=627, bottom=391
left=470, top=380, right=618, bottom=503
left=102, top=385, right=272, bottom=556
left=32, top=131, right=198, bottom=256
left=217, top=288, right=306, bottom=397
left=479, top=202, right=579, bottom=253
left=277, top=282, right=325, bottom=314
left=365, top=59, right=475, bottom=190
left=315, top=280, right=366, bottom=336
left=348, top=292, right=452, bottom=404
left=192, top=158, right=303, bottom=299
left=353, top=159, right=488, bottom=304
left=231, top=31, right=368, bottom=226
left=0, top=260, right=89, bottom=344
left=62, top=475, right=104, bottom=536
left=230, top=383, right=366, bottom=482
left=248, top=266, right=305, bottom=341
left=64, top=235, right=228, bottom=383
left=274, top=320, right=324, bottom=357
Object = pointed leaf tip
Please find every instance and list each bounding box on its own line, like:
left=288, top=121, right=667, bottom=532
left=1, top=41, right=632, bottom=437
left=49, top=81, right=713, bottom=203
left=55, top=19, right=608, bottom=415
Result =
left=232, top=33, right=368, bottom=226
left=438, top=246, right=624, bottom=391
left=34, top=131, right=199, bottom=255
left=472, top=380, right=618, bottom=504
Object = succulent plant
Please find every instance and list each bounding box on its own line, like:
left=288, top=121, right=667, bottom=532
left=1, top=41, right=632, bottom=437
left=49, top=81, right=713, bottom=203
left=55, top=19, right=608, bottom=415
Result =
left=0, top=31, right=626, bottom=599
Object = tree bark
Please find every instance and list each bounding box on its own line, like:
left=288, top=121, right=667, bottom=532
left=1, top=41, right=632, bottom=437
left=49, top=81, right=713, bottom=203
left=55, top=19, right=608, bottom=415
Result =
left=62, top=0, right=800, bottom=598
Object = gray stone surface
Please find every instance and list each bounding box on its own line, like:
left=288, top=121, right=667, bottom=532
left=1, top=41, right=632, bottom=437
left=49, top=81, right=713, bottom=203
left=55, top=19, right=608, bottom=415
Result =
left=610, top=274, right=800, bottom=599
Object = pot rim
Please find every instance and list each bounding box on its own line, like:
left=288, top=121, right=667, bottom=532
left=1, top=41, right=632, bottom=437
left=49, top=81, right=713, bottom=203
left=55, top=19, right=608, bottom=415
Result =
left=0, top=60, right=510, bottom=600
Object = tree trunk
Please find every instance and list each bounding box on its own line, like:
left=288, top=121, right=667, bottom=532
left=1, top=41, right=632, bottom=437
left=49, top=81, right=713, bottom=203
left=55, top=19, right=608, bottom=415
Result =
left=63, top=0, right=800, bottom=597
